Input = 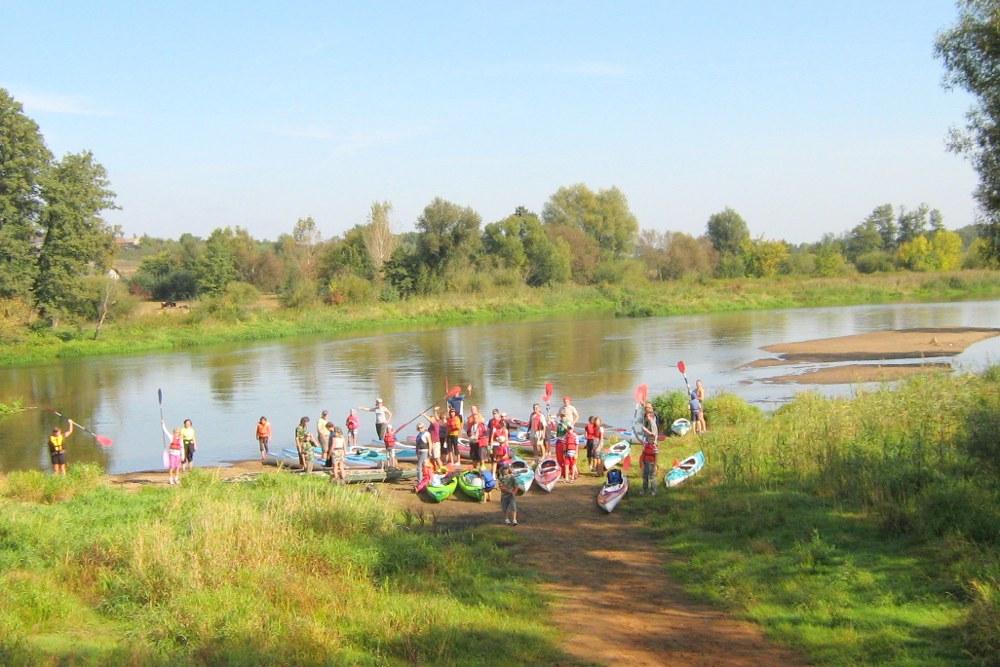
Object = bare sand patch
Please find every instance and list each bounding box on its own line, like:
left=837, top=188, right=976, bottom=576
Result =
left=765, top=363, right=951, bottom=385
left=758, top=327, right=1000, bottom=363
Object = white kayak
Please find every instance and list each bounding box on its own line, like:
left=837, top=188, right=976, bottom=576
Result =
left=670, top=418, right=691, bottom=436
left=534, top=456, right=561, bottom=492
left=597, top=468, right=629, bottom=512
left=665, top=451, right=705, bottom=487
left=601, top=440, right=631, bottom=470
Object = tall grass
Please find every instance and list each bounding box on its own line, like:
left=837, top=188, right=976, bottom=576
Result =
left=0, top=470, right=572, bottom=666
left=634, top=369, right=1000, bottom=666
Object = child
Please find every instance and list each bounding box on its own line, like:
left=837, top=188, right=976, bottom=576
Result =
left=161, top=420, right=183, bottom=485
left=481, top=468, right=497, bottom=503
left=471, top=412, right=489, bottom=469
left=689, top=392, right=704, bottom=435
left=492, top=435, right=510, bottom=476
left=345, top=409, right=360, bottom=448
left=48, top=420, right=74, bottom=476
left=383, top=424, right=398, bottom=469
left=640, top=430, right=659, bottom=496
left=255, top=416, right=271, bottom=460
left=584, top=416, right=602, bottom=474
left=563, top=421, right=579, bottom=482
left=498, top=463, right=518, bottom=526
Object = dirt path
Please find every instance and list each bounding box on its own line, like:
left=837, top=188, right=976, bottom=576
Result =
left=391, top=472, right=805, bottom=667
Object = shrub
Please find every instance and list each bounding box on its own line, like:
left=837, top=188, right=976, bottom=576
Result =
left=279, top=274, right=318, bottom=308
left=853, top=250, right=894, bottom=273
left=0, top=298, right=35, bottom=343
left=652, top=390, right=689, bottom=426
left=326, top=274, right=377, bottom=306
left=703, top=393, right=763, bottom=428
left=192, top=281, right=260, bottom=322
left=962, top=579, right=1000, bottom=666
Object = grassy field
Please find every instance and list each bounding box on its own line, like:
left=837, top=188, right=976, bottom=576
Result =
left=2, top=270, right=999, bottom=367
left=629, top=369, right=1000, bottom=666
left=0, top=469, right=571, bottom=666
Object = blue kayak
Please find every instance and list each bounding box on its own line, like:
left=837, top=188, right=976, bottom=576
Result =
left=665, top=451, right=705, bottom=487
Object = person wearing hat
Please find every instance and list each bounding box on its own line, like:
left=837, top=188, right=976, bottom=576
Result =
left=413, top=421, right=431, bottom=487
left=358, top=398, right=392, bottom=441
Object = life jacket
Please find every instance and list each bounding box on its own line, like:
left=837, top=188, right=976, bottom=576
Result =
left=256, top=422, right=270, bottom=439
left=48, top=434, right=64, bottom=453
left=414, top=431, right=430, bottom=451
left=585, top=423, right=599, bottom=440
left=169, top=434, right=183, bottom=452
left=346, top=414, right=359, bottom=430
left=383, top=431, right=396, bottom=448
left=641, top=441, right=658, bottom=462
left=529, top=412, right=545, bottom=431
left=565, top=430, right=578, bottom=450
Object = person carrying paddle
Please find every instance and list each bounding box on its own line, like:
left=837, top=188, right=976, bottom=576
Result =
left=445, top=407, right=463, bottom=466
left=180, top=419, right=197, bottom=472
left=413, top=421, right=431, bottom=488
left=161, top=420, right=183, bottom=485
left=528, top=404, right=546, bottom=459
left=255, top=416, right=272, bottom=461
left=640, top=404, right=659, bottom=495
left=498, top=462, right=519, bottom=526
left=48, top=419, right=74, bottom=476
left=358, top=398, right=392, bottom=441
left=295, top=417, right=317, bottom=472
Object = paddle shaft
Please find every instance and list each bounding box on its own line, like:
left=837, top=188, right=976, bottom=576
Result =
left=49, top=410, right=108, bottom=445
left=157, top=389, right=167, bottom=448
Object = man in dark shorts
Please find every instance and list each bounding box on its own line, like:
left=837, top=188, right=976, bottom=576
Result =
left=48, top=420, right=74, bottom=476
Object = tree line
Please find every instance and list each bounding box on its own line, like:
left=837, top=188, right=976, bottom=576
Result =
left=1, top=84, right=996, bottom=332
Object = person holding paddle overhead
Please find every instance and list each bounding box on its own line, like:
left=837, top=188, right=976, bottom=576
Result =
left=161, top=420, right=183, bottom=485
left=358, top=398, right=392, bottom=441
left=48, top=419, right=74, bottom=475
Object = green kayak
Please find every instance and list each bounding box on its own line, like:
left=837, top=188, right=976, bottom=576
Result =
left=424, top=474, right=458, bottom=503
left=456, top=469, right=486, bottom=501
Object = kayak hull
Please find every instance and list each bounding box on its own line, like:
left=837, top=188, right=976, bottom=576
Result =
left=670, top=418, right=691, bottom=437
left=424, top=476, right=458, bottom=502
left=534, top=457, right=560, bottom=492
left=597, top=476, right=629, bottom=513
left=456, top=470, right=486, bottom=501
left=510, top=457, right=535, bottom=494
left=665, top=451, right=705, bottom=488
left=601, top=441, right=631, bottom=470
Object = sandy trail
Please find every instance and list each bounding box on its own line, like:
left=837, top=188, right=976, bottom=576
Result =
left=392, top=472, right=804, bottom=667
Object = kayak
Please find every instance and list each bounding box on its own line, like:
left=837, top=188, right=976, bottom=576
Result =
left=423, top=474, right=458, bottom=502
left=510, top=457, right=535, bottom=494
left=456, top=469, right=487, bottom=501
left=601, top=440, right=632, bottom=470
left=670, top=418, right=692, bottom=436
left=665, top=451, right=705, bottom=488
left=534, top=456, right=561, bottom=492
left=597, top=469, right=629, bottom=513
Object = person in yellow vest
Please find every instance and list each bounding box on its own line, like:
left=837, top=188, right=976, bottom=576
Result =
left=180, top=419, right=197, bottom=472
left=48, top=420, right=74, bottom=476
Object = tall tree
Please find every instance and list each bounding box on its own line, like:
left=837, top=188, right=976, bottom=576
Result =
left=0, top=88, right=52, bottom=299
left=34, top=151, right=116, bottom=322
left=362, top=201, right=396, bottom=278
left=897, top=204, right=930, bottom=244
left=865, top=203, right=898, bottom=250
left=415, top=197, right=482, bottom=273
left=542, top=184, right=638, bottom=258
left=705, top=207, right=750, bottom=256
left=195, top=228, right=238, bottom=295
left=936, top=0, right=1000, bottom=260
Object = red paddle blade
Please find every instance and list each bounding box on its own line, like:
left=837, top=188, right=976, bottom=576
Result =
left=677, top=361, right=687, bottom=374
left=543, top=382, right=553, bottom=402
left=96, top=435, right=113, bottom=448
left=448, top=385, right=462, bottom=398
left=634, top=384, right=648, bottom=404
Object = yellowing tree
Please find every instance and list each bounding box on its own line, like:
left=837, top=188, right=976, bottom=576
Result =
left=930, top=229, right=963, bottom=270
left=897, top=235, right=934, bottom=271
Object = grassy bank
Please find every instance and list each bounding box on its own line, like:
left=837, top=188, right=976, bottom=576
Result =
left=629, top=369, right=1000, bottom=666
left=2, top=270, right=1000, bottom=367
left=0, top=470, right=570, bottom=666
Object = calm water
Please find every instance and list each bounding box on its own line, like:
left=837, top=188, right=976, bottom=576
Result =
left=2, top=300, right=998, bottom=474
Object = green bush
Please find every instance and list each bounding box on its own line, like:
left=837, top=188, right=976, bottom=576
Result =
left=703, top=392, right=763, bottom=428
left=652, top=390, right=689, bottom=426
left=326, top=273, right=377, bottom=305
left=192, top=281, right=260, bottom=322
left=962, top=579, right=1000, bottom=666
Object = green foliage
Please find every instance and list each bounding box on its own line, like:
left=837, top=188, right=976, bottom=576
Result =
left=937, top=2, right=1000, bottom=262
left=132, top=250, right=199, bottom=300
left=637, top=230, right=717, bottom=280
left=742, top=237, right=789, bottom=278
left=715, top=251, right=747, bottom=278
left=0, top=472, right=571, bottom=665
left=854, top=250, right=895, bottom=273
left=0, top=88, right=51, bottom=300
left=0, top=298, right=35, bottom=343
left=0, top=464, right=103, bottom=503
left=897, top=235, right=935, bottom=271
left=652, top=390, right=689, bottom=426
left=706, top=207, right=750, bottom=256
left=326, top=273, right=377, bottom=305
left=279, top=273, right=318, bottom=308
left=703, top=393, right=763, bottom=428
left=194, top=228, right=238, bottom=295
left=546, top=224, right=600, bottom=282
left=33, top=152, right=116, bottom=323
left=193, top=281, right=261, bottom=322
left=415, top=197, right=482, bottom=275
left=542, top=184, right=638, bottom=258
left=930, top=229, right=963, bottom=270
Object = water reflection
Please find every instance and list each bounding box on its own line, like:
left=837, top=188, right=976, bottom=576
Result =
left=0, top=300, right=997, bottom=473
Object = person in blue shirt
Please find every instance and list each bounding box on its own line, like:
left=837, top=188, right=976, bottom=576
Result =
left=689, top=392, right=703, bottom=435
left=446, top=384, right=472, bottom=419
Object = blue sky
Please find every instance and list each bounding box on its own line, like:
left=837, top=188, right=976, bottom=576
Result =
left=2, top=1, right=977, bottom=243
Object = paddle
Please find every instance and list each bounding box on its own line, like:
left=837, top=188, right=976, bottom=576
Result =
left=49, top=409, right=113, bottom=448
left=157, top=389, right=169, bottom=467
left=396, top=385, right=463, bottom=434
left=542, top=381, right=553, bottom=419
left=677, top=360, right=692, bottom=394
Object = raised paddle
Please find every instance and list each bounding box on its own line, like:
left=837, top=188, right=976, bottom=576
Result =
left=49, top=409, right=113, bottom=448
left=677, top=360, right=692, bottom=394
left=542, top=381, right=553, bottom=419
left=396, top=385, right=464, bottom=434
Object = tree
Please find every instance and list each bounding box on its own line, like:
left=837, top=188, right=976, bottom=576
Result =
left=482, top=213, right=529, bottom=275
left=0, top=88, right=52, bottom=299
left=742, top=237, right=790, bottom=278
left=846, top=218, right=884, bottom=262
left=34, top=151, right=116, bottom=322
left=897, top=235, right=935, bottom=271
left=864, top=203, right=898, bottom=250
left=897, top=204, right=929, bottom=244
left=929, top=208, right=945, bottom=232
left=542, top=184, right=638, bottom=258
left=362, top=201, right=396, bottom=278
left=195, top=228, right=238, bottom=295
left=415, top=197, right=482, bottom=273
left=546, top=224, right=601, bottom=282
left=637, top=230, right=717, bottom=280
left=705, top=208, right=750, bottom=256
left=936, top=1, right=1000, bottom=261
left=929, top=229, right=963, bottom=270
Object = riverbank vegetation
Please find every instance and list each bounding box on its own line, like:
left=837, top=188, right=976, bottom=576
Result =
left=635, top=368, right=1000, bottom=666
left=0, top=469, right=569, bottom=666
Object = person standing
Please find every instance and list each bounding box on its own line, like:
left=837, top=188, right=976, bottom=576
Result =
left=180, top=419, right=197, bottom=472
left=316, top=410, right=330, bottom=444
left=446, top=407, right=463, bottom=466
left=563, top=419, right=579, bottom=482
left=345, top=409, right=360, bottom=448
left=423, top=406, right=444, bottom=468
left=414, top=422, right=431, bottom=487
left=464, top=405, right=480, bottom=441
left=584, top=416, right=604, bottom=474
left=561, top=396, right=580, bottom=427
left=48, top=420, right=74, bottom=476
left=295, top=417, right=317, bottom=472
left=382, top=424, right=398, bottom=469
left=161, top=421, right=184, bottom=485
left=472, top=412, right=489, bottom=469
left=255, top=416, right=272, bottom=461
left=640, top=403, right=659, bottom=495
left=446, top=385, right=471, bottom=420
left=359, top=398, right=392, bottom=441
left=689, top=392, right=704, bottom=435
left=528, top=404, right=546, bottom=459
left=327, top=425, right=347, bottom=484
left=498, top=462, right=519, bottom=526
left=694, top=380, right=708, bottom=433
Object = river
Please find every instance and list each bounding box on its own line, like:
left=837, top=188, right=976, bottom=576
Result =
left=1, top=300, right=998, bottom=474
